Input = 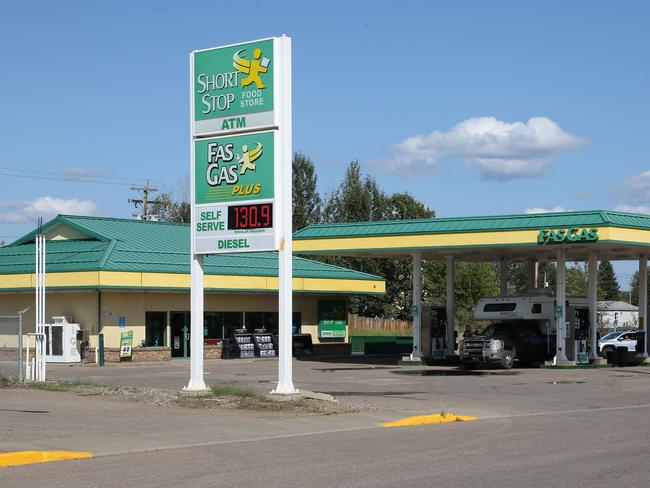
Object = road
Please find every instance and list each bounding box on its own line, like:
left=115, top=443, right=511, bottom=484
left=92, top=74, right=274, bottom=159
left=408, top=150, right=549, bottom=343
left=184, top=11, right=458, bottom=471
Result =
left=2, top=358, right=650, bottom=487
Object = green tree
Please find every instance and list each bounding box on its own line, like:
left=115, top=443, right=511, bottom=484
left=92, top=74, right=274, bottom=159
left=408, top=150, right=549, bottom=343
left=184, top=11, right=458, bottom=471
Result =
left=292, top=153, right=322, bottom=232
left=598, top=260, right=621, bottom=301
left=566, top=263, right=588, bottom=297
left=453, top=262, right=500, bottom=328
left=323, top=161, right=385, bottom=223
left=422, top=260, right=500, bottom=329
left=150, top=192, right=190, bottom=223
left=508, top=262, right=530, bottom=294
left=383, top=192, right=433, bottom=220
left=509, top=260, right=587, bottom=297
left=629, top=270, right=650, bottom=306
left=321, top=161, right=435, bottom=319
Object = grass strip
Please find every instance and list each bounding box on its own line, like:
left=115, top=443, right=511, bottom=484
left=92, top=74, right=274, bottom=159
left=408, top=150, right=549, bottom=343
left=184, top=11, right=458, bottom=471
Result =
left=210, top=384, right=264, bottom=399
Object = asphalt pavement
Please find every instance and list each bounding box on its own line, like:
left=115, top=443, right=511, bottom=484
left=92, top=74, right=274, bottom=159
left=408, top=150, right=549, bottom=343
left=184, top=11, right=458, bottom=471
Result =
left=2, top=357, right=650, bottom=487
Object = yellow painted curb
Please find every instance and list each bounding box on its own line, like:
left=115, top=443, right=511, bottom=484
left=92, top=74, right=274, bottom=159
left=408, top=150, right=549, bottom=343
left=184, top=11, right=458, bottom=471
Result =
left=381, top=413, right=477, bottom=428
left=0, top=451, right=93, bottom=468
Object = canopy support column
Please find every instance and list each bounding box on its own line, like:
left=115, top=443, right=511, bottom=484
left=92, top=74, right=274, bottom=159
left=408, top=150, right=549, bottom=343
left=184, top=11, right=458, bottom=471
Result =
left=588, top=253, right=599, bottom=361
left=411, top=253, right=422, bottom=359
left=555, top=248, right=569, bottom=363
left=528, top=259, right=538, bottom=290
left=446, top=255, right=456, bottom=356
left=639, top=255, right=648, bottom=359
left=499, top=258, right=508, bottom=296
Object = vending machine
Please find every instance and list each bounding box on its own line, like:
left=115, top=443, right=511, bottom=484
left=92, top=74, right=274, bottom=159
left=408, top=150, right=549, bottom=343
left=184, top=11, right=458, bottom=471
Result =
left=45, top=316, right=81, bottom=363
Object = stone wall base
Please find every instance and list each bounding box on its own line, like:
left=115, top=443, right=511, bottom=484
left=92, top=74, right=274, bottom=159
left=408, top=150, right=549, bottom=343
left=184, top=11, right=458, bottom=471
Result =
left=84, top=345, right=223, bottom=363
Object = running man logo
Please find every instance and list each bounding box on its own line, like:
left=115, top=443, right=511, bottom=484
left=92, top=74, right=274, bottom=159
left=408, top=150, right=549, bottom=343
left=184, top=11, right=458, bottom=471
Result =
left=233, top=48, right=270, bottom=89
left=236, top=143, right=263, bottom=174
left=205, top=140, right=264, bottom=186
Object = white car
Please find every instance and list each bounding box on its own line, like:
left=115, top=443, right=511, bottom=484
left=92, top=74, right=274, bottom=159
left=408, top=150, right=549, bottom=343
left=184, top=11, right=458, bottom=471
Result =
left=598, top=331, right=638, bottom=356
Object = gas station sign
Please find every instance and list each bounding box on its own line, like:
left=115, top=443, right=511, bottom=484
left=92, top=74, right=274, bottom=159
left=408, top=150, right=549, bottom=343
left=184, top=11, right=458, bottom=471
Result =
left=188, top=36, right=296, bottom=394
left=119, top=331, right=133, bottom=359
left=193, top=39, right=275, bottom=136
left=538, top=227, right=599, bottom=244
left=193, top=131, right=277, bottom=254
left=318, top=300, right=347, bottom=339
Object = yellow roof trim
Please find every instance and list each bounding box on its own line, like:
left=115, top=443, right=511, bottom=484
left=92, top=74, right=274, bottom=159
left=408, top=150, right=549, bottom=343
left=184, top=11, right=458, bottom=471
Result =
left=0, top=271, right=385, bottom=295
left=294, top=226, right=650, bottom=253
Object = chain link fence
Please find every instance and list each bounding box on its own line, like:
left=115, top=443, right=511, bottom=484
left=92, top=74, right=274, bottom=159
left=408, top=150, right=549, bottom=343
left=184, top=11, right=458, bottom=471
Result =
left=0, top=314, right=23, bottom=382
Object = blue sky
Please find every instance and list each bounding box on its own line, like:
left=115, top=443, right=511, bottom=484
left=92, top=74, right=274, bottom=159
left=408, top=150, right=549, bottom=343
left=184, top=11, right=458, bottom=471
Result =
left=1, top=1, right=648, bottom=287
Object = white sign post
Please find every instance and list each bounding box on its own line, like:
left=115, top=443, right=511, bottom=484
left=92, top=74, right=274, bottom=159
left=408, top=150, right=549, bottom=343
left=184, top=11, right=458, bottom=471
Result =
left=273, top=36, right=295, bottom=395
left=187, top=36, right=295, bottom=394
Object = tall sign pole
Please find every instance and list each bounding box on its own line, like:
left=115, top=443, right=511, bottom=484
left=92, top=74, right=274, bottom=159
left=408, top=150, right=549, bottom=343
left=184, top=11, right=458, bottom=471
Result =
left=187, top=36, right=295, bottom=394
left=273, top=36, right=295, bottom=394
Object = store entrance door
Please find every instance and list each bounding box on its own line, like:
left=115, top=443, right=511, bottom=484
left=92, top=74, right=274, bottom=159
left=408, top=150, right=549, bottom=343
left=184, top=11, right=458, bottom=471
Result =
left=170, top=312, right=190, bottom=358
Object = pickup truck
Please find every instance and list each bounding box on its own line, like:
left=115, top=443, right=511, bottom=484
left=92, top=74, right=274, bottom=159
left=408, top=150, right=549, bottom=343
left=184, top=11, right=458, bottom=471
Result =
left=460, top=320, right=553, bottom=369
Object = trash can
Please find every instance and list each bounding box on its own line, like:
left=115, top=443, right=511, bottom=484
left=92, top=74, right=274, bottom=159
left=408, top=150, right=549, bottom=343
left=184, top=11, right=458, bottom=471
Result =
left=636, top=332, right=646, bottom=354
left=605, top=348, right=618, bottom=366
left=616, top=346, right=629, bottom=367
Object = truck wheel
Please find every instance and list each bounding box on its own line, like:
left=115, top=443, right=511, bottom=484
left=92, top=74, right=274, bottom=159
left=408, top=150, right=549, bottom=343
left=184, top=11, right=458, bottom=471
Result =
left=501, top=351, right=514, bottom=370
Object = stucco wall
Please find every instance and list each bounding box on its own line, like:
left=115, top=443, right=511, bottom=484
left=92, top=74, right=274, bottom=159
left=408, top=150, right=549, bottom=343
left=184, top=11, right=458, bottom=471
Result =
left=0, top=290, right=100, bottom=335
left=0, top=289, right=338, bottom=348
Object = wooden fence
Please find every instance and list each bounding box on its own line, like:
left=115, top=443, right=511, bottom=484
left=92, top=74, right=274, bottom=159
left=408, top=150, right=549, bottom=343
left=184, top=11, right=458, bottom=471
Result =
left=348, top=313, right=412, bottom=332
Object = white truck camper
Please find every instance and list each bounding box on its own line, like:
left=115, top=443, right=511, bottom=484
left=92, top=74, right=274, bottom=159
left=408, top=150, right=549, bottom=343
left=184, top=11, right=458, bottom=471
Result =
left=459, top=293, right=590, bottom=369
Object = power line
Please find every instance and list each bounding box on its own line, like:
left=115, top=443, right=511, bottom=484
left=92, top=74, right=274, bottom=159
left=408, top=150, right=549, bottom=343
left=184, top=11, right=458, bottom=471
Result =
left=0, top=168, right=174, bottom=190
left=0, top=171, right=129, bottom=186
left=0, top=166, right=137, bottom=182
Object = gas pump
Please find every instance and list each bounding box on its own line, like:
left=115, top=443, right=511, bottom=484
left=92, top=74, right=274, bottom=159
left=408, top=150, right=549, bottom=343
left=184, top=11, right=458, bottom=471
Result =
left=567, top=304, right=590, bottom=364
left=421, top=306, right=447, bottom=360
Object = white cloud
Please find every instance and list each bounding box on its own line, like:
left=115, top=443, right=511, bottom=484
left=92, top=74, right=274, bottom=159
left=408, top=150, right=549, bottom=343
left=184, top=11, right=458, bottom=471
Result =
left=379, top=116, right=586, bottom=180
left=620, top=171, right=650, bottom=203
left=615, top=205, right=650, bottom=215
left=613, top=171, right=650, bottom=214
left=524, top=206, right=571, bottom=214
left=0, top=196, right=99, bottom=223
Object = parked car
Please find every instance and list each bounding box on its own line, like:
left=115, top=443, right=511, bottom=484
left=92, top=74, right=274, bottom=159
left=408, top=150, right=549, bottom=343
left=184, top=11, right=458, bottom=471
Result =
left=598, top=331, right=637, bottom=356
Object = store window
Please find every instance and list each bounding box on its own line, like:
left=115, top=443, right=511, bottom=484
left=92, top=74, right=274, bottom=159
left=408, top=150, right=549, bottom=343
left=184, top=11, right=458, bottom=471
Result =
left=243, top=311, right=301, bottom=335
left=247, top=312, right=266, bottom=331
left=145, top=311, right=167, bottom=347
left=204, top=312, right=224, bottom=340
left=264, top=312, right=278, bottom=334
left=148, top=310, right=301, bottom=344
left=223, top=311, right=243, bottom=339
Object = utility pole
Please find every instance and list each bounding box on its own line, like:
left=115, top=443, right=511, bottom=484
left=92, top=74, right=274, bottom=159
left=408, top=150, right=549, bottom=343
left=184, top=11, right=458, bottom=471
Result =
left=129, top=182, right=161, bottom=220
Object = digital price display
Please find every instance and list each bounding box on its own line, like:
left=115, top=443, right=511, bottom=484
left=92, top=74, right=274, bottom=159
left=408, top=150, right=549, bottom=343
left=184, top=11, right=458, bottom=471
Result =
left=227, top=203, right=273, bottom=230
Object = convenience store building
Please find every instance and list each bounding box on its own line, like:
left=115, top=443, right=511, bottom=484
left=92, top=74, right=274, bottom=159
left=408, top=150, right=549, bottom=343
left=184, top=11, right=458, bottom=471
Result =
left=0, top=215, right=384, bottom=361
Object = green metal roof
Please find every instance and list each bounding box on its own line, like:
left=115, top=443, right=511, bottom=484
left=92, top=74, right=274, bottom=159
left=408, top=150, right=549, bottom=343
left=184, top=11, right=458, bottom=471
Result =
left=1, top=215, right=381, bottom=282
left=293, top=210, right=650, bottom=240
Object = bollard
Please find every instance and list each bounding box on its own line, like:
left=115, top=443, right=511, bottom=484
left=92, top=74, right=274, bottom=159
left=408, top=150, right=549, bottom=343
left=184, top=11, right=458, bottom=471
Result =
left=182, top=325, right=188, bottom=359
left=99, top=333, right=105, bottom=367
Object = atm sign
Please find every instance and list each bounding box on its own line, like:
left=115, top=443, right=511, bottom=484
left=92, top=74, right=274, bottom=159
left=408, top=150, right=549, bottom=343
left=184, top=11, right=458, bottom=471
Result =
left=538, top=227, right=599, bottom=244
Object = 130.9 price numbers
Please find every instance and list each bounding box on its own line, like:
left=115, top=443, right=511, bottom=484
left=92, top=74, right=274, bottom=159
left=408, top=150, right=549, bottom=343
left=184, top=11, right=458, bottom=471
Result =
left=227, top=203, right=273, bottom=230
